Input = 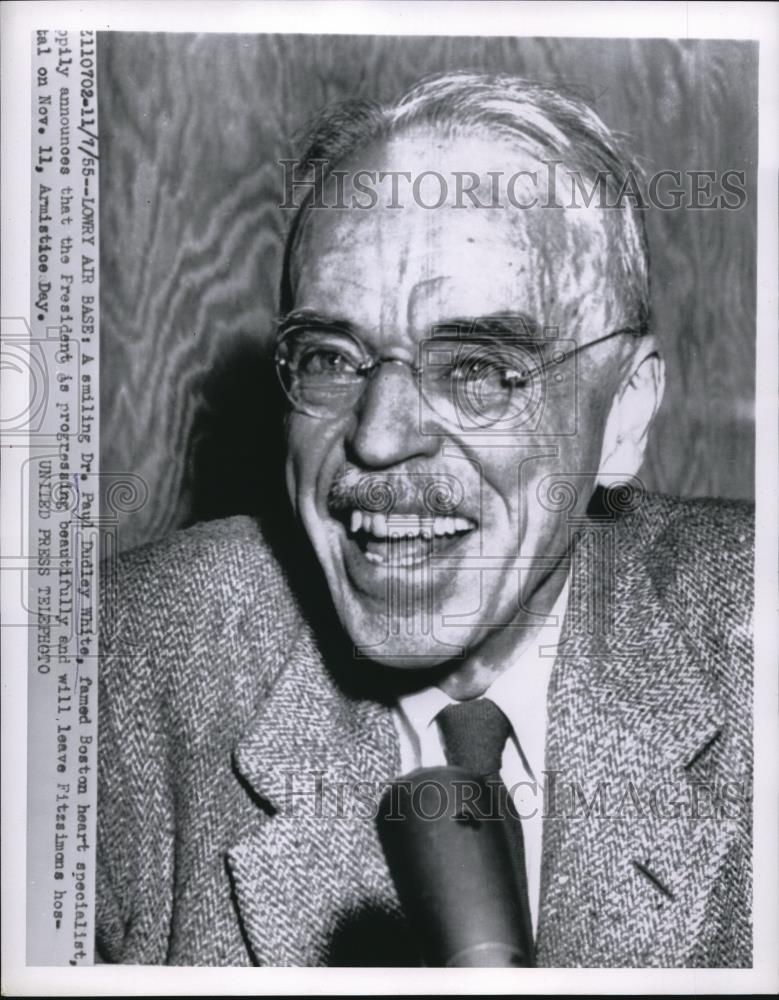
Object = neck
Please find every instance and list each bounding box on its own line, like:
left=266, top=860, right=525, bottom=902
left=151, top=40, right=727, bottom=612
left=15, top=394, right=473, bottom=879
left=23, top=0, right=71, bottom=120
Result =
left=437, top=560, right=570, bottom=700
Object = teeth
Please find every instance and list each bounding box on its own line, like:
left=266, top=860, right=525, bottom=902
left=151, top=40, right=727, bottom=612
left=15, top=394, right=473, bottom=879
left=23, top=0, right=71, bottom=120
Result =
left=388, top=514, right=419, bottom=537
left=349, top=509, right=475, bottom=538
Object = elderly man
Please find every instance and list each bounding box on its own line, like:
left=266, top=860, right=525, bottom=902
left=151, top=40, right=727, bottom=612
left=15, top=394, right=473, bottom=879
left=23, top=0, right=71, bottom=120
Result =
left=97, top=73, right=753, bottom=967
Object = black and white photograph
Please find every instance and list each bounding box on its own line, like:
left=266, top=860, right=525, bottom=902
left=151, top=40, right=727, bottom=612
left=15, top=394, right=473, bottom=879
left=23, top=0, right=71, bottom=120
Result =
left=2, top=1, right=777, bottom=994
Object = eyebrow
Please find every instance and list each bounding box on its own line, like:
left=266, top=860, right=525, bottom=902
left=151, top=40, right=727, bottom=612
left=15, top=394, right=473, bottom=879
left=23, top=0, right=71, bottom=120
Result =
left=430, top=312, right=541, bottom=341
left=277, top=309, right=543, bottom=341
left=276, top=309, right=358, bottom=337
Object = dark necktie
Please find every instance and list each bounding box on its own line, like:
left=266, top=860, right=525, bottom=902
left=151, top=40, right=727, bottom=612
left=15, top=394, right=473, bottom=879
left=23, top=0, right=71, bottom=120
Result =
left=437, top=698, right=534, bottom=961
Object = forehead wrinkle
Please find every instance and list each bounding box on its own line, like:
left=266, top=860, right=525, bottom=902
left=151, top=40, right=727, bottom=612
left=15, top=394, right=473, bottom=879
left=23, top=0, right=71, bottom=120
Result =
left=287, top=122, right=641, bottom=337
left=299, top=207, right=431, bottom=349
left=517, top=208, right=627, bottom=338
left=377, top=207, right=412, bottom=340
left=294, top=225, right=380, bottom=302
left=295, top=267, right=380, bottom=311
left=293, top=166, right=629, bottom=350
left=405, top=274, right=457, bottom=334
left=292, top=202, right=386, bottom=310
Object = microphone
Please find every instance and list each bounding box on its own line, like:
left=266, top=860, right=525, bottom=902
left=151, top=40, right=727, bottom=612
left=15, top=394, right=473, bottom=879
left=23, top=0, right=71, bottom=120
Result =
left=376, top=765, right=533, bottom=967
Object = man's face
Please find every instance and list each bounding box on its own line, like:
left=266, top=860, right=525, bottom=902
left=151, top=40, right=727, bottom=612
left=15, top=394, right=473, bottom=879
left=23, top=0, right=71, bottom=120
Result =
left=281, top=128, right=635, bottom=683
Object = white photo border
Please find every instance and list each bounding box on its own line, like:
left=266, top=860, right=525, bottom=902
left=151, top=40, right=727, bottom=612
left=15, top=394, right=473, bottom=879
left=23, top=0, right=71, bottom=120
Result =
left=2, top=1, right=777, bottom=995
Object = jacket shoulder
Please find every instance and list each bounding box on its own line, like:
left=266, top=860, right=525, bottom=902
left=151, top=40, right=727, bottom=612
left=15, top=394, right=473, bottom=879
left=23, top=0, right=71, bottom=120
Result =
left=628, top=493, right=753, bottom=708
left=97, top=516, right=299, bottom=962
left=631, top=493, right=753, bottom=598
left=105, top=513, right=288, bottom=608
left=100, top=515, right=304, bottom=694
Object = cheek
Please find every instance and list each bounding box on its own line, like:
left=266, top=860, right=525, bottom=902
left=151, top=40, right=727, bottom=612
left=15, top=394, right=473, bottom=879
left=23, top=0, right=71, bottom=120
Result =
left=577, top=380, right=618, bottom=459
left=482, top=392, right=613, bottom=530
left=285, top=415, right=348, bottom=510
left=533, top=388, right=615, bottom=513
left=284, top=417, right=319, bottom=514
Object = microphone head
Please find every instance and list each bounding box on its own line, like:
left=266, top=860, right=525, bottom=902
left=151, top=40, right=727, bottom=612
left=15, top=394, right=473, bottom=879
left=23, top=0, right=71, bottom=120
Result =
left=376, top=766, right=533, bottom=967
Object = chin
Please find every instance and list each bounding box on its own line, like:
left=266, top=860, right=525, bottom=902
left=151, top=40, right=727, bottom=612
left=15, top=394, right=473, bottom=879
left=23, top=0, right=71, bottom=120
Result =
left=333, top=595, right=482, bottom=670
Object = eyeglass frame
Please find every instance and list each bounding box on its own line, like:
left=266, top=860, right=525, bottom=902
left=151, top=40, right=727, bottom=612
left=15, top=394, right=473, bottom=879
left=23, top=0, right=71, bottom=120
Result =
left=273, top=319, right=642, bottom=427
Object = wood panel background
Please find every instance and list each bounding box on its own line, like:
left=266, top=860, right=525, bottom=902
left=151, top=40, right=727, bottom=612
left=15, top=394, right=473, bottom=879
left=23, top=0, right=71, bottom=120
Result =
left=97, top=33, right=757, bottom=553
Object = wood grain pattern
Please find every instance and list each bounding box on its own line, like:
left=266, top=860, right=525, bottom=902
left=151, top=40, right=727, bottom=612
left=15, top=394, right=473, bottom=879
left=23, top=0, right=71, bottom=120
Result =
left=97, top=34, right=757, bottom=552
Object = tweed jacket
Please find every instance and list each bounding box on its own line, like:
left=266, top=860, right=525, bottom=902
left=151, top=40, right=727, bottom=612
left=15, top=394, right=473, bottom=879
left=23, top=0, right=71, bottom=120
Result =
left=96, top=493, right=753, bottom=967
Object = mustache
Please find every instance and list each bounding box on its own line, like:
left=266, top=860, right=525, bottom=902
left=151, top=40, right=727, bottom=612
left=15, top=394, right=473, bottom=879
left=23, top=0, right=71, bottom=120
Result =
left=327, top=469, right=466, bottom=517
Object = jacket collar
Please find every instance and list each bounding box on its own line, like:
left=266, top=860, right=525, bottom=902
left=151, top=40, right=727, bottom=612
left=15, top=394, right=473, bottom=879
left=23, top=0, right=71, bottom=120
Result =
left=232, top=623, right=398, bottom=809
left=229, top=504, right=729, bottom=966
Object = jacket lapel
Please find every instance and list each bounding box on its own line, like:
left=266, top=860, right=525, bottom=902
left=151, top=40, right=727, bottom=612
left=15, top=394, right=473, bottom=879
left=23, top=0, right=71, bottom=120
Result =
left=226, top=625, right=410, bottom=966
left=536, top=513, right=731, bottom=967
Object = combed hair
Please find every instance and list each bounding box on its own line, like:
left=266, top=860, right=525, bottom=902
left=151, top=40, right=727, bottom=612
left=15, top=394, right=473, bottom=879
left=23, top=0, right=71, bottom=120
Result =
left=280, top=71, right=651, bottom=333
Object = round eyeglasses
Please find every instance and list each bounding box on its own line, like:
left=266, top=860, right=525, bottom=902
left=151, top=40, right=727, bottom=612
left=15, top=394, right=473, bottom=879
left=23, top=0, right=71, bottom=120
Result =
left=274, top=323, right=638, bottom=432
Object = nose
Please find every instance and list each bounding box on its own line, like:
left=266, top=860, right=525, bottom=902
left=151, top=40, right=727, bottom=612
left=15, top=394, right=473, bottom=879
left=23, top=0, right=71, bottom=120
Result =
left=346, top=362, right=439, bottom=469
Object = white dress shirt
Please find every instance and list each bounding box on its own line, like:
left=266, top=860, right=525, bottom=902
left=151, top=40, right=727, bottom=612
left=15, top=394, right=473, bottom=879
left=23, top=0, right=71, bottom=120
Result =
left=392, top=579, right=570, bottom=934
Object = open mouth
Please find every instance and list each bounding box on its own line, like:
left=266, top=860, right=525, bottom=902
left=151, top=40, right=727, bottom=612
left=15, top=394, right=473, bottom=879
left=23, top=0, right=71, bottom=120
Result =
left=343, top=509, right=477, bottom=566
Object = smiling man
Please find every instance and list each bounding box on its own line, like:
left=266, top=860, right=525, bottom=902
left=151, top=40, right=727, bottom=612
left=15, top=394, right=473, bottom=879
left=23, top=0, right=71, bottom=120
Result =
left=276, top=93, right=659, bottom=688
left=97, top=74, right=753, bottom=968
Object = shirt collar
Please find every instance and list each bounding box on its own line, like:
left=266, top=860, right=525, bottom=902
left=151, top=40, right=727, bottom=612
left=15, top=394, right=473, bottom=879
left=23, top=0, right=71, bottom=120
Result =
left=395, top=578, right=570, bottom=781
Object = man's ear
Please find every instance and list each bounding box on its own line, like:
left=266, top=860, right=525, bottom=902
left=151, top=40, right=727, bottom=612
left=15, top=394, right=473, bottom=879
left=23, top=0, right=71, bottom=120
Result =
left=596, top=338, right=665, bottom=488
